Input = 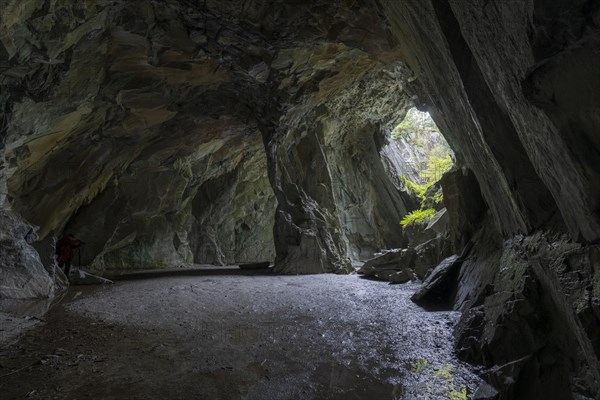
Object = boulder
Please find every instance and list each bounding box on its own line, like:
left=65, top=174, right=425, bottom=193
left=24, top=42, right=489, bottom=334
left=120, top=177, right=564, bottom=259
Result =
left=413, top=234, right=452, bottom=279
left=387, top=270, right=413, bottom=284
left=0, top=210, right=55, bottom=299
left=360, top=248, right=416, bottom=273
left=411, top=255, right=462, bottom=309
left=357, top=248, right=416, bottom=282
left=425, top=208, right=449, bottom=235
left=357, top=233, right=452, bottom=283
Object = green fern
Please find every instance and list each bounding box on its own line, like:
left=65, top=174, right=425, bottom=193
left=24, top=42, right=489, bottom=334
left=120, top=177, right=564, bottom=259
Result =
left=400, top=208, right=437, bottom=229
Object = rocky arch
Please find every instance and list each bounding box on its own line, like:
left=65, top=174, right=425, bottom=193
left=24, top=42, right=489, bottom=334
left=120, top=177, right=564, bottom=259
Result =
left=1, top=0, right=418, bottom=275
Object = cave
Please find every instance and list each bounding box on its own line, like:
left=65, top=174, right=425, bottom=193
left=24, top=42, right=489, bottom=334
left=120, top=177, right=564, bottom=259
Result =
left=1, top=1, right=599, bottom=399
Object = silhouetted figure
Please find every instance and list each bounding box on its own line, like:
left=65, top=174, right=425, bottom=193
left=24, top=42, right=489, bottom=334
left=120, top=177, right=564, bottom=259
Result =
left=56, top=234, right=84, bottom=277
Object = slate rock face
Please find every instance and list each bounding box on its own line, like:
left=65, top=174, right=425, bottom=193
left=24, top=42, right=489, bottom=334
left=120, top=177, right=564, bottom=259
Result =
left=411, top=255, right=462, bottom=309
left=380, top=1, right=600, bottom=397
left=381, top=0, right=600, bottom=242
left=439, top=168, right=486, bottom=252
left=0, top=0, right=417, bottom=275
left=451, top=235, right=600, bottom=399
left=0, top=209, right=54, bottom=299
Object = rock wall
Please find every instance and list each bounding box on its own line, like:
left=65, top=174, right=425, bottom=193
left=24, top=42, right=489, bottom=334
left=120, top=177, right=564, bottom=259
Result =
left=189, top=139, right=276, bottom=265
left=267, top=50, right=418, bottom=272
left=1, top=0, right=417, bottom=278
left=380, top=0, right=600, bottom=397
left=441, top=223, right=600, bottom=399
left=1, top=0, right=279, bottom=272
left=0, top=13, right=55, bottom=299
left=0, top=208, right=54, bottom=299
left=382, top=0, right=600, bottom=241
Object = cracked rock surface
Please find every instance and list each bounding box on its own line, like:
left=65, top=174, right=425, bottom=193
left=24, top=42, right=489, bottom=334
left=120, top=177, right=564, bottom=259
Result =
left=1, top=0, right=417, bottom=276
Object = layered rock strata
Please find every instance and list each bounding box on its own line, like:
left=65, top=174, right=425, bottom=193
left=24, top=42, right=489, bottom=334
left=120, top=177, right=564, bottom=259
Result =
left=1, top=0, right=417, bottom=279
left=380, top=1, right=600, bottom=396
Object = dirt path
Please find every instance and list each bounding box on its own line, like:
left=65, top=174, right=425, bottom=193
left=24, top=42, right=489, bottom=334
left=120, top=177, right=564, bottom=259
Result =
left=0, top=268, right=481, bottom=399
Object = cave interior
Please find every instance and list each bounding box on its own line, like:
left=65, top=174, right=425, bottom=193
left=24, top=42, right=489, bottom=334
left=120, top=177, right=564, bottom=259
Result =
left=1, top=1, right=599, bottom=399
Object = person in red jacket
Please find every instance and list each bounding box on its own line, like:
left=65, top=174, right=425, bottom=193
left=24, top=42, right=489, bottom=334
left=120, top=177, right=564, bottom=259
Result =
left=56, top=234, right=84, bottom=277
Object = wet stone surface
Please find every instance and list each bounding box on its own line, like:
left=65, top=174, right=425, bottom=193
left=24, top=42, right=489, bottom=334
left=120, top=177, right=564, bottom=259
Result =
left=0, top=268, right=481, bottom=399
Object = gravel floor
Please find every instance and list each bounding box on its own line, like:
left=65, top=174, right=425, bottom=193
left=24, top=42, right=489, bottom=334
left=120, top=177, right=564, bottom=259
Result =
left=0, top=267, right=481, bottom=399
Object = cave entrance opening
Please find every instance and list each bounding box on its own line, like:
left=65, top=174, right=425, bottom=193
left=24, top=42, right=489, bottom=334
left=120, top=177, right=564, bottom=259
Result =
left=391, top=108, right=454, bottom=230
left=346, top=106, right=457, bottom=281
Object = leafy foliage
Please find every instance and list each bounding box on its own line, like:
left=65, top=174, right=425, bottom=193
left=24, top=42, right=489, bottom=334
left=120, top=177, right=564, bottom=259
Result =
left=400, top=174, right=446, bottom=210
left=423, top=155, right=453, bottom=184
left=392, top=108, right=438, bottom=140
left=432, top=190, right=444, bottom=207
left=394, top=108, right=453, bottom=225
left=400, top=208, right=437, bottom=229
left=400, top=176, right=427, bottom=200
